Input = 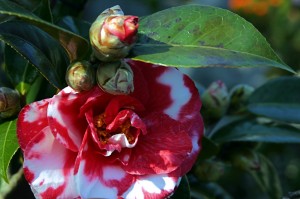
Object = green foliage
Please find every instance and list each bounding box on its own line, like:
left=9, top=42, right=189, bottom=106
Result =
left=0, top=68, right=11, bottom=88
left=211, top=118, right=300, bottom=143
left=0, top=0, right=89, bottom=61
left=10, top=0, right=53, bottom=22
left=131, top=5, right=294, bottom=73
left=51, top=0, right=88, bottom=20
left=197, top=136, right=219, bottom=162
left=4, top=46, right=39, bottom=96
left=0, top=120, right=18, bottom=183
left=247, top=77, right=300, bottom=123
left=230, top=150, right=282, bottom=199
left=57, top=16, right=91, bottom=41
left=0, top=21, right=68, bottom=89
left=190, top=182, right=233, bottom=199
left=31, top=0, right=53, bottom=22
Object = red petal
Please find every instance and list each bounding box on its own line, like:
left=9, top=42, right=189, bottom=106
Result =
left=74, top=131, right=134, bottom=198
left=104, top=95, right=145, bottom=124
left=173, top=114, right=204, bottom=176
left=47, top=87, right=105, bottom=151
left=17, top=99, right=49, bottom=151
left=125, top=60, right=203, bottom=175
left=128, top=60, right=202, bottom=122
left=23, top=126, right=78, bottom=199
left=124, top=113, right=193, bottom=175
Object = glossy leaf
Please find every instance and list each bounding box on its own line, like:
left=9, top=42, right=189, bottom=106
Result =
left=10, top=0, right=40, bottom=10
left=131, top=5, right=294, bottom=73
left=208, top=115, right=248, bottom=138
left=0, top=20, right=68, bottom=89
left=57, top=16, right=91, bottom=40
left=0, top=68, right=12, bottom=88
left=4, top=46, right=39, bottom=95
left=248, top=76, right=300, bottom=123
left=0, top=0, right=89, bottom=61
left=0, top=120, right=18, bottom=182
left=32, top=0, right=53, bottom=22
left=171, top=175, right=190, bottom=199
left=211, top=118, right=300, bottom=143
left=25, top=75, right=44, bottom=104
left=10, top=0, right=52, bottom=22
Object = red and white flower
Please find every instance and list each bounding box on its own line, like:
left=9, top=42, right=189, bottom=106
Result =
left=17, top=60, right=204, bottom=199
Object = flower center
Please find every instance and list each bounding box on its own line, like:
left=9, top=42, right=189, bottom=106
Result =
left=94, top=113, right=135, bottom=144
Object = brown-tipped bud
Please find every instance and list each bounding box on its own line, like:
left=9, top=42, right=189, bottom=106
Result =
left=229, top=84, right=255, bottom=113
left=96, top=60, right=134, bottom=95
left=201, top=80, right=229, bottom=120
left=89, top=5, right=139, bottom=62
left=0, top=87, right=21, bottom=118
left=66, top=61, right=96, bottom=92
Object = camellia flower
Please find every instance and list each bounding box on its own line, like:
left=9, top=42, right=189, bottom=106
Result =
left=89, top=5, right=139, bottom=62
left=17, top=60, right=204, bottom=199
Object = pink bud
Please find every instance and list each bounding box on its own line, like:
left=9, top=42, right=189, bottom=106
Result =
left=90, top=5, right=139, bottom=62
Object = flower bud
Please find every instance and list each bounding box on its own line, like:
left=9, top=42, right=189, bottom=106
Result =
left=194, top=160, right=224, bottom=182
left=201, top=80, right=229, bottom=120
left=89, top=5, right=139, bottom=62
left=231, top=149, right=260, bottom=171
left=0, top=87, right=21, bottom=118
left=229, top=84, right=255, bottom=113
left=96, top=60, right=134, bottom=95
left=65, top=61, right=96, bottom=92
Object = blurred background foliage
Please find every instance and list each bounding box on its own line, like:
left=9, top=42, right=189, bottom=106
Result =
left=1, top=0, right=300, bottom=199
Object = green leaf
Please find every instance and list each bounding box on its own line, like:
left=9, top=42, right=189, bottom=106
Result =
left=0, top=0, right=89, bottom=61
left=51, top=0, right=88, bottom=19
left=32, top=0, right=53, bottom=22
left=57, top=16, right=91, bottom=40
left=231, top=150, right=282, bottom=199
left=171, top=175, right=190, bottom=199
left=10, top=0, right=41, bottom=11
left=190, top=182, right=233, bottom=199
left=211, top=118, right=300, bottom=143
left=10, top=0, right=53, bottom=22
left=131, top=5, right=294, bottom=73
left=0, top=120, right=19, bottom=182
left=25, top=75, right=43, bottom=104
left=0, top=20, right=68, bottom=89
left=0, top=68, right=12, bottom=88
left=208, top=115, right=248, bottom=138
left=248, top=76, right=300, bottom=123
left=4, top=46, right=39, bottom=95
left=197, top=136, right=219, bottom=162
